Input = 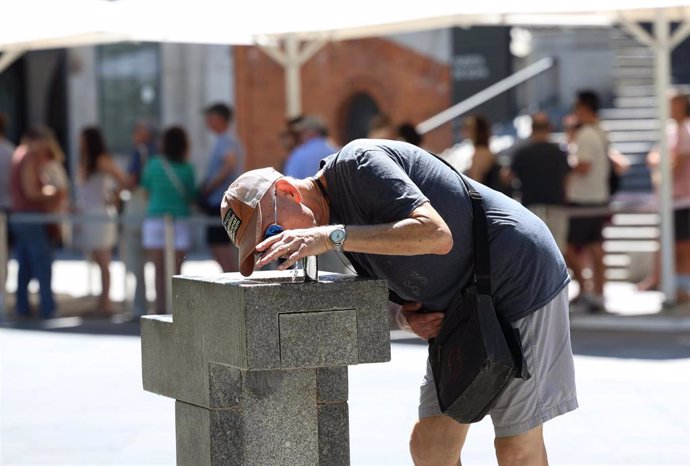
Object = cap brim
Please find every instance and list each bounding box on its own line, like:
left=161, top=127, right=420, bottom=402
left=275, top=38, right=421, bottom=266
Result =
left=238, top=201, right=262, bottom=277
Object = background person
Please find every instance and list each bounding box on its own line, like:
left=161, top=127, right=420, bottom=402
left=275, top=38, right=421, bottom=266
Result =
left=463, top=114, right=503, bottom=191
left=283, top=115, right=338, bottom=180
left=565, top=90, right=610, bottom=312
left=396, top=122, right=423, bottom=147
left=199, top=103, right=244, bottom=272
left=640, top=93, right=690, bottom=300
left=9, top=127, right=63, bottom=319
left=141, top=126, right=197, bottom=315
left=40, top=137, right=71, bottom=247
left=368, top=113, right=394, bottom=139
left=508, top=112, right=571, bottom=252
left=221, top=139, right=577, bottom=465
left=76, top=126, right=127, bottom=316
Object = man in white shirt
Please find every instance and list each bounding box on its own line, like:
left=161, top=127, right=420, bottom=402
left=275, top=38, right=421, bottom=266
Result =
left=566, top=91, right=610, bottom=312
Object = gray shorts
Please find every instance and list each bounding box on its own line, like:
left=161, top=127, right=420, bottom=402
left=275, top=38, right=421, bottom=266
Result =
left=419, top=287, right=578, bottom=438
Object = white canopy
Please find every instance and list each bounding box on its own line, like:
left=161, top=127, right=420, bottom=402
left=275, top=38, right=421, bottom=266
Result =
left=2, top=0, right=690, bottom=305
left=1, top=0, right=689, bottom=51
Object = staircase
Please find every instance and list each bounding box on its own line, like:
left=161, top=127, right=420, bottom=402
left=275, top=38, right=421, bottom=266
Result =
left=600, top=27, right=659, bottom=282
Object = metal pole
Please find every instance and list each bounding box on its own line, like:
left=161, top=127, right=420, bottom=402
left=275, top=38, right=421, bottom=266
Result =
left=163, top=215, right=175, bottom=314
left=654, top=9, right=676, bottom=305
left=0, top=211, right=8, bottom=319
left=416, top=57, right=555, bottom=135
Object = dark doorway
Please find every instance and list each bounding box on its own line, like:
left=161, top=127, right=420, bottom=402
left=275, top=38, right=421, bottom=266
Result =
left=342, top=92, right=379, bottom=143
left=0, top=55, right=26, bottom=144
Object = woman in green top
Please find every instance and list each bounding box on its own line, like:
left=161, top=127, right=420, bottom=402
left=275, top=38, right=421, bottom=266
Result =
left=141, top=126, right=197, bottom=314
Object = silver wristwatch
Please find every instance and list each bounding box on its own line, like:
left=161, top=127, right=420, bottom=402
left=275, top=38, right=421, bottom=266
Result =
left=328, top=225, right=347, bottom=252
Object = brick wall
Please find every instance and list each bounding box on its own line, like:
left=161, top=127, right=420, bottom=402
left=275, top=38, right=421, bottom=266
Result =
left=234, top=38, right=452, bottom=170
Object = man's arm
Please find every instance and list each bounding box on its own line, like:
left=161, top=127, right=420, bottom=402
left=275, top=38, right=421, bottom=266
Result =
left=255, top=201, right=453, bottom=269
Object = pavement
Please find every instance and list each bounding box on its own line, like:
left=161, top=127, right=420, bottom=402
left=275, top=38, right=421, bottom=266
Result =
left=1, top=257, right=689, bottom=465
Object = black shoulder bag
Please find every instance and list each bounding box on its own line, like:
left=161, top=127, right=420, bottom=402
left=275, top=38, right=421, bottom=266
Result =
left=428, top=174, right=530, bottom=424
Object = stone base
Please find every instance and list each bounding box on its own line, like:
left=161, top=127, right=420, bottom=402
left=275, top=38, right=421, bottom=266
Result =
left=175, top=367, right=349, bottom=466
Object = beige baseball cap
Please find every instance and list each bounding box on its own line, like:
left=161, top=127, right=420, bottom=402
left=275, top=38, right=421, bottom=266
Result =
left=220, top=168, right=282, bottom=276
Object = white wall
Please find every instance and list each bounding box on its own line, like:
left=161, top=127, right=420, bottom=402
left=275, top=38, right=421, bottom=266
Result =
left=65, top=43, right=235, bottom=183
left=67, top=47, right=99, bottom=183
left=160, top=43, right=234, bottom=182
left=517, top=28, right=614, bottom=113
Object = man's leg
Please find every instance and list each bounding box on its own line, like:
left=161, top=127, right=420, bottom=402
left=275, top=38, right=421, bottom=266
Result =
left=565, top=243, right=585, bottom=294
left=494, top=424, right=548, bottom=465
left=410, top=416, right=468, bottom=466
left=589, top=241, right=606, bottom=297
left=13, top=231, right=32, bottom=317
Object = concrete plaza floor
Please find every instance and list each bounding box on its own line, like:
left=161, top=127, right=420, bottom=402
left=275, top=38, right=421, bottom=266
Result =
left=1, top=258, right=690, bottom=465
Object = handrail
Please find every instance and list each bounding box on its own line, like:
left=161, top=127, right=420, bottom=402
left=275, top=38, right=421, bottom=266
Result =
left=416, top=56, right=556, bottom=135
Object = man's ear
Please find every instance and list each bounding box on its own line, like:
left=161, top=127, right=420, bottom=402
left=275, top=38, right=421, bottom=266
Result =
left=275, top=178, right=302, bottom=203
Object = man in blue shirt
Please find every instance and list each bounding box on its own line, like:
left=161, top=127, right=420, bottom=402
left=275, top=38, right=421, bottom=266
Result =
left=283, top=115, right=338, bottom=179
left=200, top=103, right=244, bottom=272
left=221, top=140, right=577, bottom=465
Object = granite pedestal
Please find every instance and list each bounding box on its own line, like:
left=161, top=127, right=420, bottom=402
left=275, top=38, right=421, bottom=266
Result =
left=141, top=271, right=390, bottom=466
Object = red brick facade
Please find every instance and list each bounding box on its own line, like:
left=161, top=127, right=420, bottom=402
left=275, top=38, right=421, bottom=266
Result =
left=234, top=38, right=452, bottom=170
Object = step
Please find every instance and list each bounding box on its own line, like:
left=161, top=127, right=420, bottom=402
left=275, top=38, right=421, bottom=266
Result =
left=614, top=56, right=655, bottom=67
left=614, top=67, right=655, bottom=79
left=603, top=240, right=658, bottom=253
left=603, top=226, right=659, bottom=240
left=603, top=254, right=632, bottom=267
left=600, top=108, right=657, bottom=119
left=614, top=47, right=655, bottom=58
left=610, top=213, right=659, bottom=226
left=615, top=77, right=656, bottom=87
left=600, top=119, right=660, bottom=131
left=605, top=269, right=631, bottom=281
left=607, top=131, right=659, bottom=142
left=614, top=96, right=659, bottom=108
left=613, top=86, right=656, bottom=98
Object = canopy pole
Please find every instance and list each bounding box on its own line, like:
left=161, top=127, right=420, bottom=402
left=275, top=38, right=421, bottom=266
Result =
left=284, top=35, right=302, bottom=118
left=619, top=16, right=654, bottom=47
left=258, top=35, right=325, bottom=118
left=670, top=19, right=690, bottom=49
left=653, top=9, right=676, bottom=305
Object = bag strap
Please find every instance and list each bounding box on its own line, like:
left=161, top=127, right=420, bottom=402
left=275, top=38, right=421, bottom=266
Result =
left=159, top=157, right=187, bottom=198
left=457, top=175, right=492, bottom=297
left=428, top=152, right=492, bottom=297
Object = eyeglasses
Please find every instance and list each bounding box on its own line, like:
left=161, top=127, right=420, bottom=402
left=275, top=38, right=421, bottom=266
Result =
left=264, top=186, right=283, bottom=239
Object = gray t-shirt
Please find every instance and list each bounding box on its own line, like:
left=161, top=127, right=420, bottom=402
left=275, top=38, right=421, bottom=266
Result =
left=322, top=139, right=569, bottom=322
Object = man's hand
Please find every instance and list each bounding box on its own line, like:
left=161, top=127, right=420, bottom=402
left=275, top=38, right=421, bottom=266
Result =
left=401, top=302, right=444, bottom=340
left=255, top=226, right=332, bottom=270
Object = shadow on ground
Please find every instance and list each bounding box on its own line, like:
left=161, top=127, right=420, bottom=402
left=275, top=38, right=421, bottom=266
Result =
left=3, top=298, right=690, bottom=360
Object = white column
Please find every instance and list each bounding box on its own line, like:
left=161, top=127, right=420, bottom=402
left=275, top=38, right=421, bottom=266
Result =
left=284, top=36, right=302, bottom=118
left=654, top=10, right=676, bottom=304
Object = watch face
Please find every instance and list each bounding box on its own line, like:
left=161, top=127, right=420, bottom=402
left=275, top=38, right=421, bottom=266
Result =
left=330, top=228, right=346, bottom=243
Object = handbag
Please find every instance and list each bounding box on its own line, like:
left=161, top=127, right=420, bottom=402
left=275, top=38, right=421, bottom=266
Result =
left=428, top=174, right=530, bottom=424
